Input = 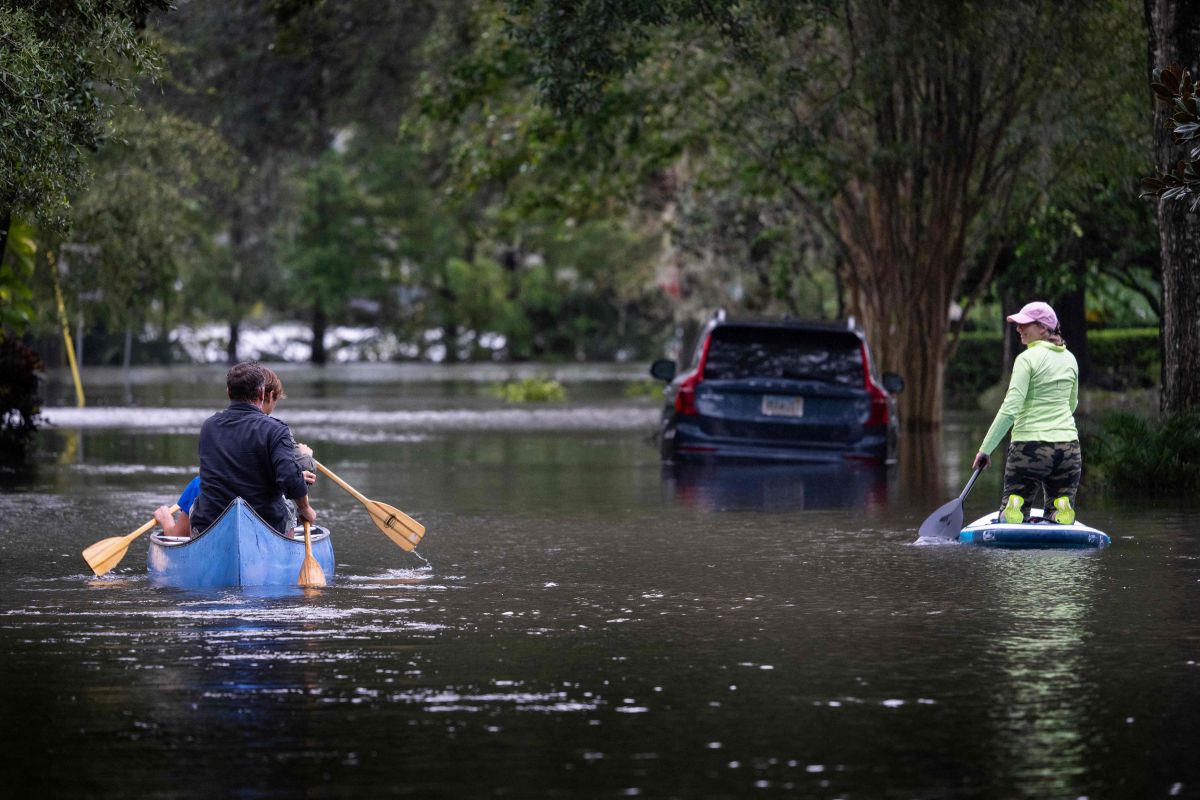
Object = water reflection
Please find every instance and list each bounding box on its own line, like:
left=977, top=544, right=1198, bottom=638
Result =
left=897, top=429, right=942, bottom=499
left=979, top=551, right=1101, bottom=797
left=662, top=462, right=891, bottom=512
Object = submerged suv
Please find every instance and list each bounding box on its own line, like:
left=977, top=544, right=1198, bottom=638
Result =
left=650, top=314, right=903, bottom=464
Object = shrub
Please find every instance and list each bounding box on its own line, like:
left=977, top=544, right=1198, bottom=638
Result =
left=1084, top=410, right=1200, bottom=493
left=0, top=332, right=43, bottom=461
left=945, top=332, right=1004, bottom=406
left=1086, top=328, right=1159, bottom=390
left=489, top=377, right=567, bottom=403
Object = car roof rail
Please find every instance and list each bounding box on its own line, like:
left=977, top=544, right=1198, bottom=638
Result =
left=846, top=315, right=858, bottom=331
left=713, top=308, right=727, bottom=322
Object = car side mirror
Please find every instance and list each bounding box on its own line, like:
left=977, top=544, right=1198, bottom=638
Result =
left=650, top=359, right=677, bottom=382
left=882, top=373, right=904, bottom=394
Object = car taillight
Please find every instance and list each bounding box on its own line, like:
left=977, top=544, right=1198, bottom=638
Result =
left=675, top=372, right=701, bottom=416
left=865, top=380, right=889, bottom=426
left=674, top=333, right=713, bottom=417
left=862, top=342, right=889, bottom=426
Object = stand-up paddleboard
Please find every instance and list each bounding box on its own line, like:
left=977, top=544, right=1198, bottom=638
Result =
left=958, top=508, right=1111, bottom=549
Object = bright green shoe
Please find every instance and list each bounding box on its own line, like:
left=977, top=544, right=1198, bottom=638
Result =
left=1002, top=494, right=1025, bottom=524
left=1052, top=496, right=1075, bottom=525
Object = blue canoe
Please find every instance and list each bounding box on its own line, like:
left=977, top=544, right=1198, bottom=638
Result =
left=958, top=510, right=1111, bottom=549
left=147, top=497, right=335, bottom=588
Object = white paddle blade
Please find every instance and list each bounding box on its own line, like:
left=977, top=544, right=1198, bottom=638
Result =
left=918, top=498, right=963, bottom=541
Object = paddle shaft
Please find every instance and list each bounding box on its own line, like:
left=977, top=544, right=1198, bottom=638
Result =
left=314, top=460, right=372, bottom=506
left=124, top=504, right=180, bottom=544
left=312, top=459, right=424, bottom=550
left=959, top=466, right=983, bottom=501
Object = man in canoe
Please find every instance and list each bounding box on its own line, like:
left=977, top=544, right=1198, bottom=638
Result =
left=971, top=301, right=1080, bottom=525
left=188, top=361, right=317, bottom=536
left=153, top=371, right=316, bottom=537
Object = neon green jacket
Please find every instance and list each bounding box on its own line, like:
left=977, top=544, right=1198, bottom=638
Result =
left=979, top=340, right=1079, bottom=454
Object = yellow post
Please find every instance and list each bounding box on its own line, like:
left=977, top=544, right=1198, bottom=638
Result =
left=53, top=279, right=85, bottom=408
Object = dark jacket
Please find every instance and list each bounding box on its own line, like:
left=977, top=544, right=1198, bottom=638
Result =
left=190, top=402, right=308, bottom=533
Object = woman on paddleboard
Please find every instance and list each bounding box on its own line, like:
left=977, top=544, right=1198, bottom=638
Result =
left=972, top=301, right=1080, bottom=525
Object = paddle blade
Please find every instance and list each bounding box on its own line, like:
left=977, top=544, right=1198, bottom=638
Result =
left=82, top=537, right=133, bottom=577
left=298, top=555, right=326, bottom=586
left=366, top=500, right=425, bottom=551
left=298, top=521, right=327, bottom=587
left=83, top=506, right=176, bottom=576
left=918, top=497, right=964, bottom=541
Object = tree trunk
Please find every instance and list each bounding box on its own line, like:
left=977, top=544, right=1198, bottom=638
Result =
left=825, top=6, right=1035, bottom=430
left=312, top=303, right=328, bottom=365
left=1000, top=291, right=1015, bottom=383
left=227, top=319, right=240, bottom=364
left=1055, top=253, right=1090, bottom=383
left=442, top=321, right=460, bottom=364
left=0, top=210, right=10, bottom=267
left=123, top=327, right=133, bottom=371
left=1146, top=0, right=1200, bottom=413
left=845, top=263, right=950, bottom=430
left=835, top=181, right=967, bottom=430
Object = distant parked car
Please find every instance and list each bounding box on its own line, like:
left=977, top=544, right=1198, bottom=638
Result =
left=650, top=313, right=903, bottom=464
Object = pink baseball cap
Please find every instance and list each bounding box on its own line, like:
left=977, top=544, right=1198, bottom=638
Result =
left=1007, top=301, right=1058, bottom=330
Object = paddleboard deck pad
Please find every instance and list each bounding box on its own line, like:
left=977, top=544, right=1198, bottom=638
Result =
left=959, top=510, right=1111, bottom=549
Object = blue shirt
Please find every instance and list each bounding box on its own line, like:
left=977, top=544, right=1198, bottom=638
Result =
left=177, top=476, right=201, bottom=515
left=190, top=402, right=309, bottom=534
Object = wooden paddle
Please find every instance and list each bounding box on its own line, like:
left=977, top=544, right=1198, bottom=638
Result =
left=313, top=459, right=425, bottom=551
left=918, top=467, right=983, bottom=541
left=297, top=520, right=326, bottom=586
left=83, top=504, right=180, bottom=576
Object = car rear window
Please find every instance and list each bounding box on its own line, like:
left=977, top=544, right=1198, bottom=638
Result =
left=703, top=326, right=865, bottom=386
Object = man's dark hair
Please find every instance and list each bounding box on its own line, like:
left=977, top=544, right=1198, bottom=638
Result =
left=226, top=361, right=266, bottom=402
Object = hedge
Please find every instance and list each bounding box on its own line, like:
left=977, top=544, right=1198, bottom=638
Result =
left=944, top=327, right=1158, bottom=405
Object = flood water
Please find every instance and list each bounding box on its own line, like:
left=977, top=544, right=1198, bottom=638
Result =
left=2, top=364, right=1198, bottom=798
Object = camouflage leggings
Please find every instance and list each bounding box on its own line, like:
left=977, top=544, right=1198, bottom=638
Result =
left=1000, top=441, right=1081, bottom=521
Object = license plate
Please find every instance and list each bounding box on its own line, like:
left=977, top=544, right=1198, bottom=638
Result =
left=761, top=395, right=804, bottom=417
